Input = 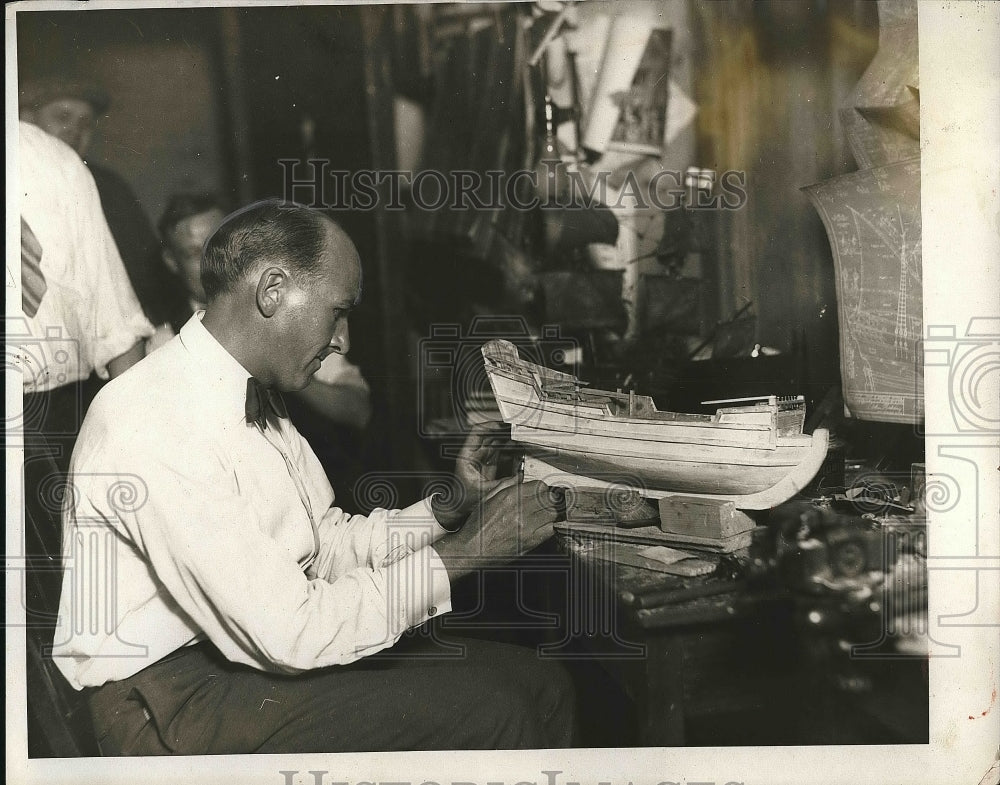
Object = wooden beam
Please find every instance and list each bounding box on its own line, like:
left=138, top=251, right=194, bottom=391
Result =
left=215, top=8, right=255, bottom=204
left=359, top=6, right=412, bottom=467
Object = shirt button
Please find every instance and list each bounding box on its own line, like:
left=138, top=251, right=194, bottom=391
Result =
left=428, top=606, right=437, bottom=616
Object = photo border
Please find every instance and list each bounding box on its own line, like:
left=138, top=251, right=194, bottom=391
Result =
left=5, top=1, right=998, bottom=783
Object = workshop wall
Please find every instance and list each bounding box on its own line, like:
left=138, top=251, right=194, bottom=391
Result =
left=692, top=1, right=880, bottom=369
left=16, top=9, right=231, bottom=228
left=16, top=1, right=885, bottom=461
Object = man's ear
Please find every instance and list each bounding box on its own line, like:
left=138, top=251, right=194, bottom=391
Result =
left=255, top=266, right=287, bottom=318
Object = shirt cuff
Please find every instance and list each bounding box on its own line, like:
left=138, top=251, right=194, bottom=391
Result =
left=91, top=316, right=156, bottom=379
left=388, top=543, right=453, bottom=629
left=392, top=497, right=454, bottom=542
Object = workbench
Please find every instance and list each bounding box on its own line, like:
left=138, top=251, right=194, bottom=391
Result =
left=547, top=532, right=928, bottom=746
left=542, top=532, right=797, bottom=745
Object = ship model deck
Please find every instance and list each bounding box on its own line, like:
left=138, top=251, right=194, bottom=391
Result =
left=481, top=339, right=829, bottom=510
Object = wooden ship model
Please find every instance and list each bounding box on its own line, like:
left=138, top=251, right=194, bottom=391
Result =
left=481, top=340, right=829, bottom=510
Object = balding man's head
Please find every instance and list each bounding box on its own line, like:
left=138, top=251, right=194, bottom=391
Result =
left=200, top=200, right=362, bottom=391
left=202, top=200, right=345, bottom=301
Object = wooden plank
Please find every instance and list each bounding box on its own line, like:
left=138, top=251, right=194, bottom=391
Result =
left=554, top=520, right=752, bottom=553
left=586, top=543, right=718, bottom=577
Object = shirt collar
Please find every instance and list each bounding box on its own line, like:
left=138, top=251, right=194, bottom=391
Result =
left=178, top=311, right=255, bottom=421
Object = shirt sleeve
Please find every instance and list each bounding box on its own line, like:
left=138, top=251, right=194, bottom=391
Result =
left=67, top=154, right=154, bottom=378
left=98, top=441, right=452, bottom=674
left=310, top=497, right=453, bottom=580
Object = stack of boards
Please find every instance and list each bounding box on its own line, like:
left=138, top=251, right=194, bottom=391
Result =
left=557, top=495, right=754, bottom=554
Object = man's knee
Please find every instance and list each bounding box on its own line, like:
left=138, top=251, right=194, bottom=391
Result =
left=529, top=658, right=577, bottom=747
left=466, top=677, right=548, bottom=749
left=468, top=660, right=575, bottom=749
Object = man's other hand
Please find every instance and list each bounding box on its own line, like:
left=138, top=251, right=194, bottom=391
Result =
left=432, top=422, right=515, bottom=530
left=432, top=478, right=560, bottom=582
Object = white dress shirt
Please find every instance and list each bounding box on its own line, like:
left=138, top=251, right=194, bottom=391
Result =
left=15, top=121, right=154, bottom=393
left=52, top=313, right=451, bottom=689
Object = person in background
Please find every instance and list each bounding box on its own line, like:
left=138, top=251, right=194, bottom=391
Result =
left=18, top=76, right=188, bottom=349
left=158, top=193, right=373, bottom=503
left=156, top=192, right=224, bottom=329
left=17, top=120, right=154, bottom=459
left=17, top=120, right=155, bottom=616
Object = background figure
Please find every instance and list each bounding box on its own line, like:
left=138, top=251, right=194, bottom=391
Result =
left=156, top=192, right=225, bottom=331
left=17, top=120, right=154, bottom=630
left=159, top=193, right=374, bottom=508
left=19, top=76, right=189, bottom=345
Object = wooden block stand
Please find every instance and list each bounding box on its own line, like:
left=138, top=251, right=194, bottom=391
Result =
left=657, top=496, right=756, bottom=540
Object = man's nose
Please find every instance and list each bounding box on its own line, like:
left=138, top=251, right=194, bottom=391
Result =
left=329, top=323, right=350, bottom=355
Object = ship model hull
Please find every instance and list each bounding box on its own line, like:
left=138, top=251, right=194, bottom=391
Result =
left=482, top=340, right=829, bottom=510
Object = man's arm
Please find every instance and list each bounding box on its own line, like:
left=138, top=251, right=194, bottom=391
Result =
left=431, top=478, right=559, bottom=582
left=106, top=339, right=146, bottom=378
left=89, top=438, right=450, bottom=673
left=309, top=422, right=517, bottom=580
left=311, top=497, right=453, bottom=583
left=67, top=143, right=154, bottom=377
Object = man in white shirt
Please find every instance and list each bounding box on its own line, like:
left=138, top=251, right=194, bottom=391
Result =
left=17, top=120, right=155, bottom=631
left=16, top=121, right=154, bottom=413
left=19, top=77, right=189, bottom=347
left=52, top=199, right=573, bottom=753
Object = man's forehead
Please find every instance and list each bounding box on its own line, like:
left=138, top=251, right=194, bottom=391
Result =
left=38, top=97, right=95, bottom=117
left=327, top=254, right=363, bottom=306
left=175, top=209, right=225, bottom=244
left=318, top=225, right=363, bottom=305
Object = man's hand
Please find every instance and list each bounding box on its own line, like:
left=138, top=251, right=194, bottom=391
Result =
left=431, top=422, right=516, bottom=530
left=432, top=478, right=560, bottom=582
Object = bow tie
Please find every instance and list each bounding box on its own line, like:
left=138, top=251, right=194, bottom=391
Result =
left=245, top=377, right=288, bottom=430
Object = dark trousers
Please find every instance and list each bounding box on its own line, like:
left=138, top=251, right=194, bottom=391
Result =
left=22, top=377, right=104, bottom=635
left=87, top=631, right=576, bottom=754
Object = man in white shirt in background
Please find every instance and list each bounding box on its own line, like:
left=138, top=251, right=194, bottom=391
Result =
left=53, top=199, right=574, bottom=753
left=16, top=121, right=155, bottom=624
left=17, top=121, right=154, bottom=434
left=19, top=77, right=189, bottom=349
